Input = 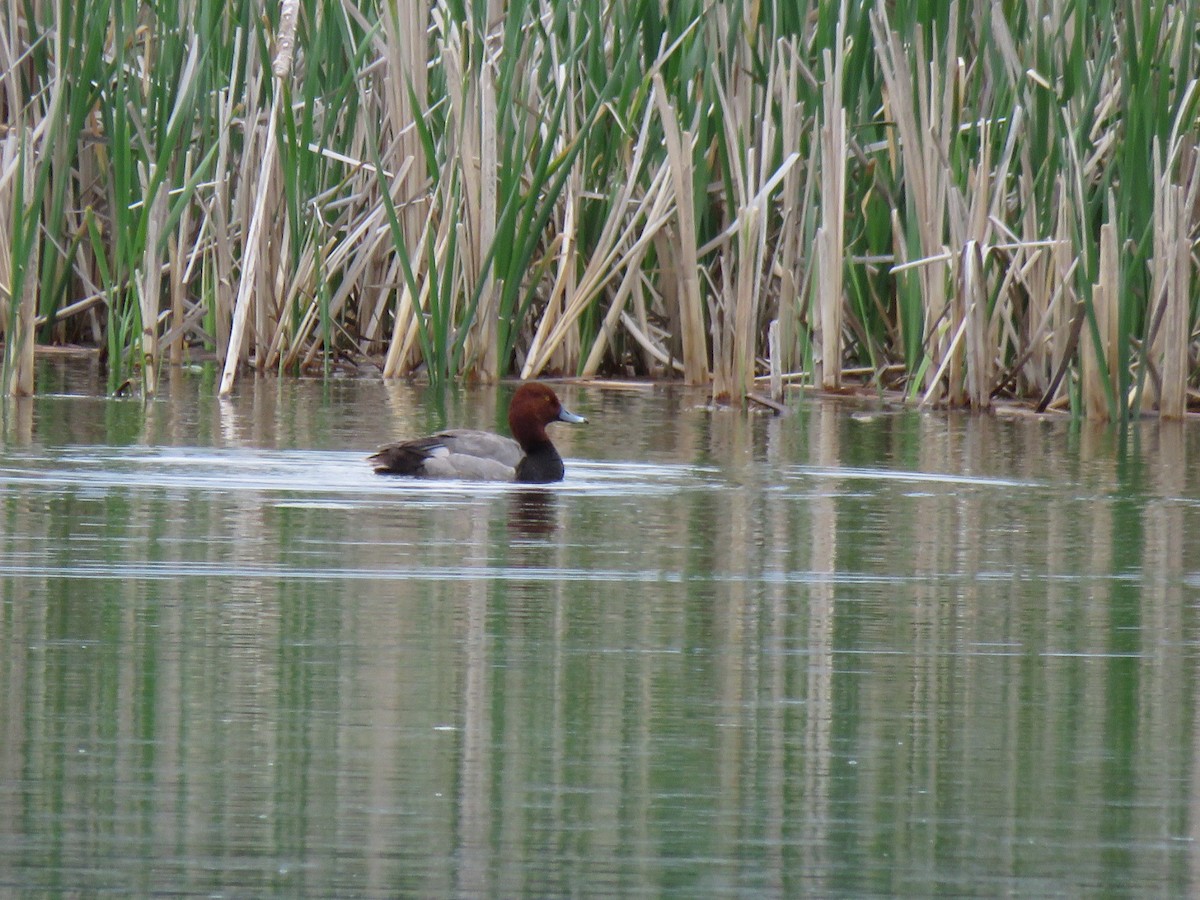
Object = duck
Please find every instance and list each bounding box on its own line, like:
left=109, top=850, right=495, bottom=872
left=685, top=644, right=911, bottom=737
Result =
left=369, top=382, right=588, bottom=483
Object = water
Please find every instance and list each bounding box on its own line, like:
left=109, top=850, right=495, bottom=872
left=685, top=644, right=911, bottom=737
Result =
left=1, top=362, right=1198, bottom=896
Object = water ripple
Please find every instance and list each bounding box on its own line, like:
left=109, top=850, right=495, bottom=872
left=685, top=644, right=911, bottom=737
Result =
left=0, top=446, right=724, bottom=499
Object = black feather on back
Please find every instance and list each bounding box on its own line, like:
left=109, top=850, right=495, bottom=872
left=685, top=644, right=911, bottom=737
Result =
left=369, top=437, right=442, bottom=475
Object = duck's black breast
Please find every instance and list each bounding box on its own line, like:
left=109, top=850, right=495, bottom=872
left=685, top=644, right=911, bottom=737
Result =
left=514, top=442, right=565, bottom=483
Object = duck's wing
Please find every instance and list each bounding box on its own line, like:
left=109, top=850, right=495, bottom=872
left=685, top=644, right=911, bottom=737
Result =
left=370, top=429, right=522, bottom=479
left=435, top=430, right=523, bottom=466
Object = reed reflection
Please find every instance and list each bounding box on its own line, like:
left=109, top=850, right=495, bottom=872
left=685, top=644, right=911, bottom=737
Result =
left=1, top=375, right=1200, bottom=896
left=0, top=395, right=34, bottom=445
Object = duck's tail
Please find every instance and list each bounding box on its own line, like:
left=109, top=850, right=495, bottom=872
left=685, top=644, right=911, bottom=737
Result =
left=368, top=439, right=438, bottom=475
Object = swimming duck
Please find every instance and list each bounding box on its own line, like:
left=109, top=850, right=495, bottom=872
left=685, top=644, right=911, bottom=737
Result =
left=369, top=383, right=587, bottom=483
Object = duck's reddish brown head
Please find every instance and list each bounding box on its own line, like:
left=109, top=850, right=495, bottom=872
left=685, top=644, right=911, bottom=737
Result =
left=508, top=383, right=587, bottom=450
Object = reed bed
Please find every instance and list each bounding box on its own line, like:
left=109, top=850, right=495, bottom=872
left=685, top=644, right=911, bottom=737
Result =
left=1, top=0, right=1198, bottom=418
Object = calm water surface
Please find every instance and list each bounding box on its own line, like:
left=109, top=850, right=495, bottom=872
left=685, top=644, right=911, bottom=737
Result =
left=1, top=362, right=1199, bottom=897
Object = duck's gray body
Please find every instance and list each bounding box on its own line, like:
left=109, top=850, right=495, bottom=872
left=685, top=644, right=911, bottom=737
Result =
left=372, top=430, right=523, bottom=480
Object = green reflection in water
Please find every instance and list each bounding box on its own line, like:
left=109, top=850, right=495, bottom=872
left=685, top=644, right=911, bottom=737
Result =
left=1, top=368, right=1198, bottom=896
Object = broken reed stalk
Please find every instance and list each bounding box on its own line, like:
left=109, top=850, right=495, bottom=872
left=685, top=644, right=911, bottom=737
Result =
left=960, top=240, right=989, bottom=409
left=139, top=184, right=167, bottom=396
left=873, top=5, right=959, bottom=405
left=456, top=1, right=502, bottom=381
left=954, top=120, right=996, bottom=410
left=815, top=18, right=847, bottom=390
left=1145, top=114, right=1200, bottom=419
left=4, top=136, right=38, bottom=397
left=0, top=137, right=17, bottom=391
left=168, top=150, right=195, bottom=367
left=768, top=319, right=782, bottom=402
left=218, top=0, right=297, bottom=397
left=1149, top=176, right=1189, bottom=420
left=472, top=21, right=500, bottom=382
left=652, top=73, right=709, bottom=386
left=1083, top=219, right=1118, bottom=420
left=773, top=39, right=816, bottom=380
left=218, top=89, right=280, bottom=396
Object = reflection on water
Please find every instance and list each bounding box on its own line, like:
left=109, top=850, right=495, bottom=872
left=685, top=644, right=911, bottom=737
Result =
left=508, top=490, right=559, bottom=536
left=1, top=363, right=1199, bottom=896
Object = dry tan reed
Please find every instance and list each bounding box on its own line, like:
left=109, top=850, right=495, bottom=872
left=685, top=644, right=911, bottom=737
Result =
left=1, top=1, right=1199, bottom=418
left=653, top=72, right=709, bottom=387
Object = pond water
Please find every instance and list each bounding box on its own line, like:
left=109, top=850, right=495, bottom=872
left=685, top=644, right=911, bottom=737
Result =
left=1, top=361, right=1198, bottom=897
